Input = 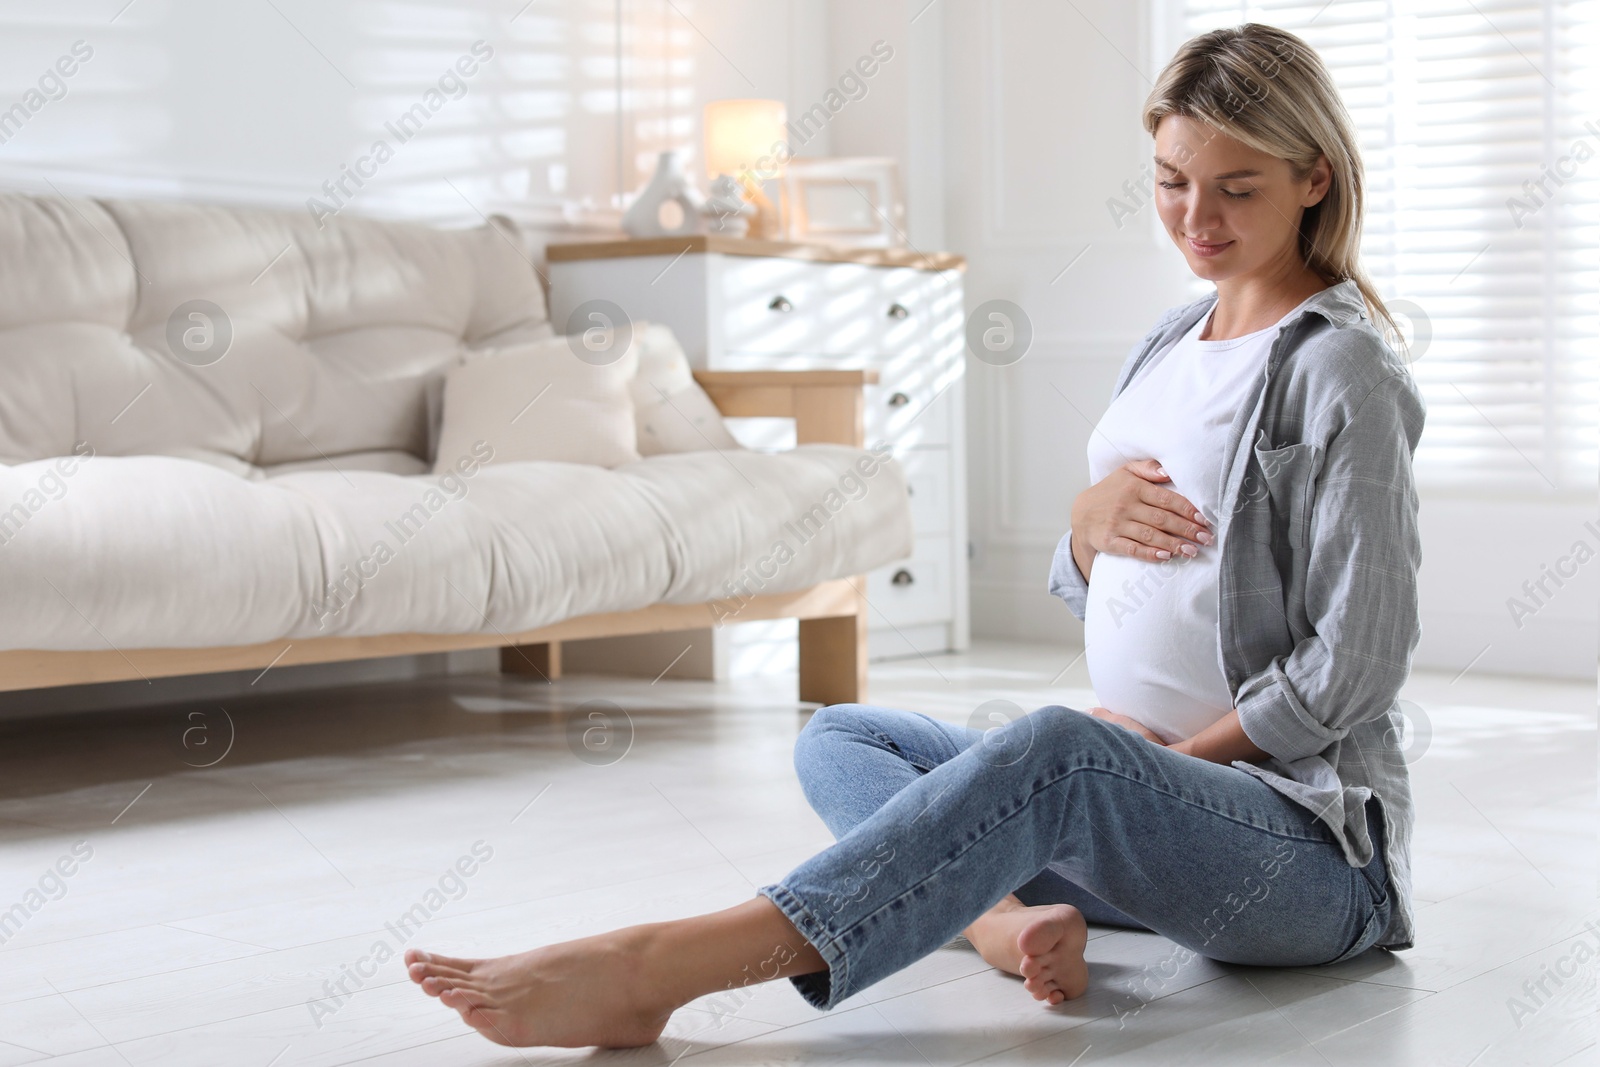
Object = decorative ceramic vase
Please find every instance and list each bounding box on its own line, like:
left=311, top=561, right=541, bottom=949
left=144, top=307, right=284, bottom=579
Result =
left=621, top=150, right=708, bottom=238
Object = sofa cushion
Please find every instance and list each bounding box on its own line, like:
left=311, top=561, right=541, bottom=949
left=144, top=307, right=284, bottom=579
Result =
left=0, top=193, right=552, bottom=476
left=0, top=455, right=325, bottom=649
left=614, top=442, right=908, bottom=606
left=631, top=323, right=742, bottom=455
left=433, top=333, right=642, bottom=471
left=0, top=445, right=913, bottom=651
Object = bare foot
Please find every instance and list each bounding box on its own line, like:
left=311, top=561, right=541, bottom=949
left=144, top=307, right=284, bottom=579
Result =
left=963, top=897, right=1089, bottom=1005
left=406, top=897, right=827, bottom=1050
left=404, top=927, right=679, bottom=1049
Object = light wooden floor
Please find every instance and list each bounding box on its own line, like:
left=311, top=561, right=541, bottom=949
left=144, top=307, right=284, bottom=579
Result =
left=0, top=641, right=1592, bottom=1066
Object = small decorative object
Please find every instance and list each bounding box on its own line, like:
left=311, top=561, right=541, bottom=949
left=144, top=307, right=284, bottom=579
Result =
left=782, top=157, right=905, bottom=247
left=622, top=149, right=708, bottom=238
left=703, top=98, right=789, bottom=239
left=702, top=174, right=754, bottom=236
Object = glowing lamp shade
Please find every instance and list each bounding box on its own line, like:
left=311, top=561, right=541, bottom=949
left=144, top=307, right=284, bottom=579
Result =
left=703, top=99, right=788, bottom=181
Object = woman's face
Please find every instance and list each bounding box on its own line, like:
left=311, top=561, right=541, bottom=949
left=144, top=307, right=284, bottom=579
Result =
left=1152, top=114, right=1330, bottom=284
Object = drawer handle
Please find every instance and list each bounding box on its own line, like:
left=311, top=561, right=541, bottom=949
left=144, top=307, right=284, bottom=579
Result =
left=887, top=391, right=911, bottom=408
left=886, top=302, right=909, bottom=320
left=890, top=568, right=915, bottom=587
left=768, top=295, right=793, bottom=312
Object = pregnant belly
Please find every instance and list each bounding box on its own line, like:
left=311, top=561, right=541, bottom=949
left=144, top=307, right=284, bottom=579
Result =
left=1082, top=551, right=1234, bottom=744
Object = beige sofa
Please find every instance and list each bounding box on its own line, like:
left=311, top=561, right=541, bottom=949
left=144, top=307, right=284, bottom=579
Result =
left=0, top=194, right=913, bottom=702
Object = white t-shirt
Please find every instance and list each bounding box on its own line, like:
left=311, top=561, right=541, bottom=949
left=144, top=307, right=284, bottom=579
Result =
left=1082, top=298, right=1306, bottom=743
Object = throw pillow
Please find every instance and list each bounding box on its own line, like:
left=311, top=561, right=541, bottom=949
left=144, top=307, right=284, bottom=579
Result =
left=433, top=332, right=641, bottom=471
left=630, top=323, right=742, bottom=455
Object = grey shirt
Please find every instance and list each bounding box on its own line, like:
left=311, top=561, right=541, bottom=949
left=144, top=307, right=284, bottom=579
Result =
left=1048, top=278, right=1423, bottom=950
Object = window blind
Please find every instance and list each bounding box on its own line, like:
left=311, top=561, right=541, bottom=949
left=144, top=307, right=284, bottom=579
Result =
left=1170, top=0, right=1599, bottom=494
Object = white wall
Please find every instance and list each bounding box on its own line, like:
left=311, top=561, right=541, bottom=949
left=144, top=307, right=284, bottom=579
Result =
left=0, top=0, right=831, bottom=229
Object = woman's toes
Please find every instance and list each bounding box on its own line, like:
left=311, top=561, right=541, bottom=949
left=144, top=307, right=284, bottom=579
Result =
left=440, top=986, right=481, bottom=1011
left=410, top=960, right=472, bottom=984
left=421, top=975, right=461, bottom=997
left=1010, top=905, right=1088, bottom=1004
left=408, top=948, right=480, bottom=971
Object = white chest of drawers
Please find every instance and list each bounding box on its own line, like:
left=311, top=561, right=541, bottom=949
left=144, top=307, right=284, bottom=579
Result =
left=546, top=235, right=970, bottom=674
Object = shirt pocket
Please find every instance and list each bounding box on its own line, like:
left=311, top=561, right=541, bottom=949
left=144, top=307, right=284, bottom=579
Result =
left=1249, top=441, right=1320, bottom=555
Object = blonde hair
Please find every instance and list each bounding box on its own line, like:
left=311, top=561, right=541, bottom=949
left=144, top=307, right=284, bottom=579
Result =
left=1142, top=24, right=1401, bottom=346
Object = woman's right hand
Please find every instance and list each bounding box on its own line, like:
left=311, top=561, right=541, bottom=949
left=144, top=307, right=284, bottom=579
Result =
left=1070, top=459, right=1213, bottom=571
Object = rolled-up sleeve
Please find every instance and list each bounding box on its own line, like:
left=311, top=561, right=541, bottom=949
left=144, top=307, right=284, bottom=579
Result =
left=1047, top=528, right=1090, bottom=621
left=1235, top=370, right=1426, bottom=763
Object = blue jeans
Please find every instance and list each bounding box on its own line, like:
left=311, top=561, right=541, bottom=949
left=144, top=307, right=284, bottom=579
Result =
left=757, top=704, right=1393, bottom=1010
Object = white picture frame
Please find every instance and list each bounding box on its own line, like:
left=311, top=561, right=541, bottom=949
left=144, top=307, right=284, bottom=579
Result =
left=781, top=157, right=905, bottom=247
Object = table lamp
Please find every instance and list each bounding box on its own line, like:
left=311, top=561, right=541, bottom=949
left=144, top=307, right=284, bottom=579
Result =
left=703, top=98, right=788, bottom=239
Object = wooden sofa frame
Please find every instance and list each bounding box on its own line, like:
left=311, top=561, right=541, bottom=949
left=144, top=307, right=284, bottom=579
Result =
left=0, top=369, right=877, bottom=704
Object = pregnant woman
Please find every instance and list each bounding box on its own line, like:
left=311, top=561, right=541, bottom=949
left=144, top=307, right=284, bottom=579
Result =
left=404, top=23, right=1425, bottom=1049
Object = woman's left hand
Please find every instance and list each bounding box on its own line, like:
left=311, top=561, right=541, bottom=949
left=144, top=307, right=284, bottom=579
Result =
left=1084, top=707, right=1166, bottom=745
